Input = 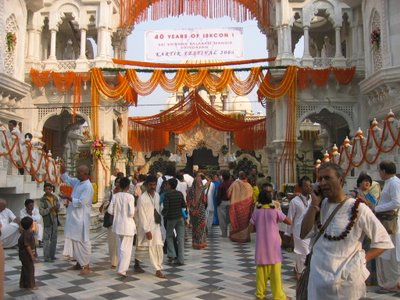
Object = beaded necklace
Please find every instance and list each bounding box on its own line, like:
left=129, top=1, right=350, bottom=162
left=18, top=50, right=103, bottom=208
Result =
left=317, top=198, right=362, bottom=241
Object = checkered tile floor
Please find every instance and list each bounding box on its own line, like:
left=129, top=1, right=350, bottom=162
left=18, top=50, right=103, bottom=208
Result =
left=3, top=226, right=400, bottom=299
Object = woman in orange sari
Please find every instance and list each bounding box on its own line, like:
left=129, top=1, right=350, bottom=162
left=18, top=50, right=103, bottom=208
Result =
left=228, top=171, right=254, bottom=243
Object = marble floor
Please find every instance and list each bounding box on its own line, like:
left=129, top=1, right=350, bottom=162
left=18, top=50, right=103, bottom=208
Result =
left=3, top=226, right=400, bottom=299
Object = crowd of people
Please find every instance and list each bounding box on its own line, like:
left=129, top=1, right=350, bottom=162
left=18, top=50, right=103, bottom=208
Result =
left=0, top=160, right=400, bottom=300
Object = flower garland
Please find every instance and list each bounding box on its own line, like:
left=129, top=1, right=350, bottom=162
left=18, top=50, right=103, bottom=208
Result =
left=6, top=32, right=16, bottom=52
left=111, top=143, right=122, bottom=162
left=317, top=198, right=362, bottom=241
left=91, top=138, right=105, bottom=160
left=370, top=28, right=381, bottom=52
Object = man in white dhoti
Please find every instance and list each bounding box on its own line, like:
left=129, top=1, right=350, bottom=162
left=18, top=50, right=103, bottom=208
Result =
left=0, top=199, right=20, bottom=248
left=284, top=176, right=312, bottom=279
left=375, top=160, right=400, bottom=293
left=301, top=162, right=394, bottom=300
left=20, top=199, right=43, bottom=246
left=137, top=175, right=166, bottom=279
left=61, top=164, right=94, bottom=275
left=108, top=177, right=136, bottom=277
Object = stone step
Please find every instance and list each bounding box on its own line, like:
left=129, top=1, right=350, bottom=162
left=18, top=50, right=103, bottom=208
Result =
left=0, top=187, right=17, bottom=194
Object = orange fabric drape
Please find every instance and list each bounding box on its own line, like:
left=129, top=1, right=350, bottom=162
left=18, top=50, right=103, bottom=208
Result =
left=30, top=69, right=90, bottom=120
left=297, top=67, right=356, bottom=90
left=119, top=0, right=270, bottom=32
left=128, top=91, right=266, bottom=151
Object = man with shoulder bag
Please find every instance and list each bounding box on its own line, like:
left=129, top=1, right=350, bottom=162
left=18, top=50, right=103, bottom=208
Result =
left=299, top=162, right=393, bottom=300
left=375, top=161, right=400, bottom=293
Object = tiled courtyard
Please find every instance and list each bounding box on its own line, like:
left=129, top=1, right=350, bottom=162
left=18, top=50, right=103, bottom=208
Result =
left=3, top=226, right=399, bottom=299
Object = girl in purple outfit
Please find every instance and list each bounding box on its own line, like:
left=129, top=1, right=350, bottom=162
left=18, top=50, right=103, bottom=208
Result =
left=250, top=184, right=292, bottom=300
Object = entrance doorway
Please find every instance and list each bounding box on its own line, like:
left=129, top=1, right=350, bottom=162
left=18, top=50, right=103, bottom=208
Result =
left=186, top=147, right=219, bottom=173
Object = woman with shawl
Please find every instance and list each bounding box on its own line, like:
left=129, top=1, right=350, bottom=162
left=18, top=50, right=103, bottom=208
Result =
left=188, top=174, right=207, bottom=249
left=228, top=171, right=254, bottom=243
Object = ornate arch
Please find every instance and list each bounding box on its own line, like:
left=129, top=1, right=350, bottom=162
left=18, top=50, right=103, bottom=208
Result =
left=49, top=1, right=80, bottom=30
left=37, top=109, right=92, bottom=139
left=296, top=105, right=355, bottom=137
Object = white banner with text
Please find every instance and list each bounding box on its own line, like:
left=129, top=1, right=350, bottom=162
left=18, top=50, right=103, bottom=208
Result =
left=145, top=28, right=243, bottom=62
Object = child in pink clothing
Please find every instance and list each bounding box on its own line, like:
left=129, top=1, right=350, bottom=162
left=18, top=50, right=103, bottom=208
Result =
left=250, top=184, right=292, bottom=300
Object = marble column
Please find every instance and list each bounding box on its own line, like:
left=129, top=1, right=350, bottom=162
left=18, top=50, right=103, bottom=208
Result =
left=335, top=26, right=343, bottom=58
left=48, top=29, right=57, bottom=60
left=79, top=28, right=87, bottom=59
left=302, top=25, right=313, bottom=67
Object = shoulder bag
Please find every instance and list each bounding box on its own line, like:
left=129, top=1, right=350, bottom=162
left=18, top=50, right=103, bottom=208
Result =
left=103, top=194, right=114, bottom=228
left=296, top=199, right=347, bottom=300
left=376, top=209, right=399, bottom=234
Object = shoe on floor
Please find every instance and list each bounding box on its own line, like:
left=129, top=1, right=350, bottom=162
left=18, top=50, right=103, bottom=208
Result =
left=155, top=270, right=166, bottom=279
left=134, top=265, right=145, bottom=273
left=79, top=267, right=91, bottom=275
left=67, top=263, right=82, bottom=270
left=117, top=272, right=127, bottom=278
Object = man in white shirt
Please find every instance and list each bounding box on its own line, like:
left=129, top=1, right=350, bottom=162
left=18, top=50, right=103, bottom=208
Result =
left=375, top=160, right=400, bottom=293
left=108, top=177, right=136, bottom=277
left=0, top=199, right=20, bottom=248
left=301, top=162, right=393, bottom=299
left=285, top=176, right=312, bottom=280
left=137, top=175, right=165, bottom=279
left=61, top=164, right=94, bottom=275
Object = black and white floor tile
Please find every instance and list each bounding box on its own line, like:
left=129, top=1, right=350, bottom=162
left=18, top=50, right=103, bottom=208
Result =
left=3, top=226, right=399, bottom=299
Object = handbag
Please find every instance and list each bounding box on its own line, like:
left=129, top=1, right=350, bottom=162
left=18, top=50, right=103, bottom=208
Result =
left=154, top=208, right=162, bottom=224
left=376, top=210, right=398, bottom=234
left=103, top=194, right=114, bottom=228
left=296, top=199, right=348, bottom=300
left=103, top=211, right=114, bottom=228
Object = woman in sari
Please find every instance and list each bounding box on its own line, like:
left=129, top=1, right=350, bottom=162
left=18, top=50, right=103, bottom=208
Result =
left=228, top=171, right=254, bottom=243
left=188, top=174, right=207, bottom=250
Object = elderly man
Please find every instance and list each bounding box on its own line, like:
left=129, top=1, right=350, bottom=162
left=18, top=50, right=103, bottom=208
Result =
left=375, top=161, right=400, bottom=293
left=0, top=199, right=20, bottom=248
left=61, top=164, right=94, bottom=275
left=300, top=162, right=393, bottom=299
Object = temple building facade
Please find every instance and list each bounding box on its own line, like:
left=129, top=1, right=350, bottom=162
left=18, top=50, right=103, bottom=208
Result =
left=0, top=0, right=399, bottom=212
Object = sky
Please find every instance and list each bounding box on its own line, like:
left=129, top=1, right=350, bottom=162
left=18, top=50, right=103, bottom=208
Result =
left=126, top=15, right=304, bottom=117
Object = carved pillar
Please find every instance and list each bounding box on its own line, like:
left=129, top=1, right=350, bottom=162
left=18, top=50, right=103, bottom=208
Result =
left=209, top=94, right=216, bottom=106
left=334, top=26, right=343, bottom=58
left=302, top=25, right=313, bottom=67
left=48, top=29, right=57, bottom=60
left=79, top=28, right=87, bottom=59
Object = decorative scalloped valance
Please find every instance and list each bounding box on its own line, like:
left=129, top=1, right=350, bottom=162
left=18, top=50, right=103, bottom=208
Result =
left=128, top=91, right=266, bottom=151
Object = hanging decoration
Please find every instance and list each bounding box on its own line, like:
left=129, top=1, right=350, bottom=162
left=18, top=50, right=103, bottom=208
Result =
left=128, top=91, right=266, bottom=151
left=91, top=138, right=105, bottom=160
left=6, top=32, right=16, bottom=52
left=296, top=67, right=356, bottom=90
left=321, top=110, right=400, bottom=176
left=30, top=69, right=90, bottom=121
left=370, top=27, right=381, bottom=52
left=0, top=128, right=60, bottom=184
left=119, top=0, right=270, bottom=33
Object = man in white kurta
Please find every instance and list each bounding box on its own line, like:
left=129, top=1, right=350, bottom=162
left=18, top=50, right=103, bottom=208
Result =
left=61, top=164, right=94, bottom=275
left=137, top=175, right=165, bottom=278
left=108, top=177, right=136, bottom=277
left=0, top=199, right=20, bottom=248
left=301, top=162, right=393, bottom=300
left=205, top=180, right=215, bottom=233
left=20, top=199, right=43, bottom=244
left=284, top=176, right=312, bottom=279
left=375, top=160, right=400, bottom=292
